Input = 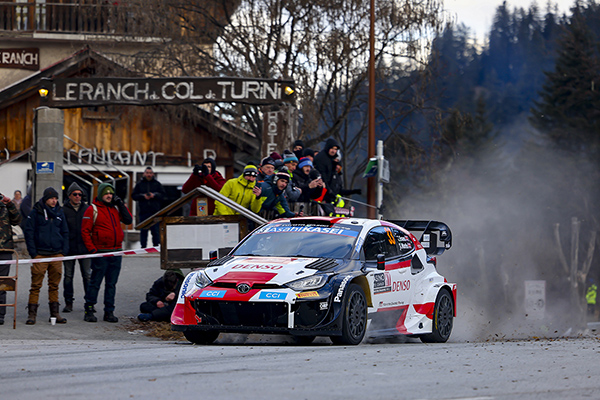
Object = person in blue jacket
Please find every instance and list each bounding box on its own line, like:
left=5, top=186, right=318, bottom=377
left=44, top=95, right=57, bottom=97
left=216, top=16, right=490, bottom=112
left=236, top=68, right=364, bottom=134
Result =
left=259, top=171, right=303, bottom=219
left=23, top=187, right=69, bottom=325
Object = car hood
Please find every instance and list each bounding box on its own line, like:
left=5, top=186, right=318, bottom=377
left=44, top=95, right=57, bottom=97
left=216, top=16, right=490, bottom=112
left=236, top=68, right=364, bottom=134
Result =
left=204, top=256, right=324, bottom=286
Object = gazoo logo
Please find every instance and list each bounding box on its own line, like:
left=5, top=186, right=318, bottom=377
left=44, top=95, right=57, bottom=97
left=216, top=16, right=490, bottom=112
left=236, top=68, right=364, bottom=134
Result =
left=231, top=264, right=283, bottom=270
left=334, top=276, right=352, bottom=302
left=199, top=290, right=226, bottom=298
left=259, top=291, right=287, bottom=300
left=392, top=280, right=411, bottom=292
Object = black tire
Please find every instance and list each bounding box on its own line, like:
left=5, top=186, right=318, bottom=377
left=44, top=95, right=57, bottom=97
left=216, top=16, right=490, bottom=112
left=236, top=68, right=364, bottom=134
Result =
left=330, top=283, right=367, bottom=345
left=420, top=289, right=453, bottom=343
left=292, top=335, right=316, bottom=345
left=184, top=330, right=219, bottom=345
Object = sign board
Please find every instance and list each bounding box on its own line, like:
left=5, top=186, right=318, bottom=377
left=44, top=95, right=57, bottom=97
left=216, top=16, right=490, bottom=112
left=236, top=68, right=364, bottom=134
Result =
left=42, top=77, right=295, bottom=108
left=0, top=48, right=39, bottom=70
left=524, top=280, right=546, bottom=319
left=166, top=223, right=239, bottom=260
left=261, top=105, right=297, bottom=157
left=363, top=158, right=378, bottom=178
left=36, top=161, right=55, bottom=174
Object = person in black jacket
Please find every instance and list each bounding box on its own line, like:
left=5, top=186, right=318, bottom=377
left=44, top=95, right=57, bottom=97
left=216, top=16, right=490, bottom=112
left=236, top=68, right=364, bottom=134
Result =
left=313, top=138, right=341, bottom=196
left=137, top=270, right=184, bottom=322
left=61, top=182, right=91, bottom=313
left=131, top=167, right=165, bottom=248
left=23, top=187, right=69, bottom=325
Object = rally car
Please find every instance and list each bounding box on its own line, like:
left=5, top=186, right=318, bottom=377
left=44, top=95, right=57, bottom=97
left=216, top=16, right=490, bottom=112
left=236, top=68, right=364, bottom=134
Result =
left=171, top=217, right=456, bottom=345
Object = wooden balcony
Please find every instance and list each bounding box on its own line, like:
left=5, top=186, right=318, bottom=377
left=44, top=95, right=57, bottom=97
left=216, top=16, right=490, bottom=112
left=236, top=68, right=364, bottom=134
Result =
left=0, top=1, right=162, bottom=36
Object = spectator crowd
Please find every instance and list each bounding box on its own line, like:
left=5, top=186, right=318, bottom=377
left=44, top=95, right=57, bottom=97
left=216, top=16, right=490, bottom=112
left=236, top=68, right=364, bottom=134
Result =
left=0, top=138, right=361, bottom=326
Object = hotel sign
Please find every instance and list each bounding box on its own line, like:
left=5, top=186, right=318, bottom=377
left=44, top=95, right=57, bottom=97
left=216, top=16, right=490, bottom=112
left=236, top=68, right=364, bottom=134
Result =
left=41, top=77, right=295, bottom=108
left=0, top=48, right=39, bottom=70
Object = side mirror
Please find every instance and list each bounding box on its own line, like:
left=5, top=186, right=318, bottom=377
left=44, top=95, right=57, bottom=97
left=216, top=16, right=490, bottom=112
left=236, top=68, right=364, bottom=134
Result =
left=376, top=254, right=385, bottom=270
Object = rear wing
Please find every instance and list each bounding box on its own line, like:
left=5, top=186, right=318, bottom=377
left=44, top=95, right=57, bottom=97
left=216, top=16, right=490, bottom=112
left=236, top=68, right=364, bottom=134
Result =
left=390, top=220, right=452, bottom=255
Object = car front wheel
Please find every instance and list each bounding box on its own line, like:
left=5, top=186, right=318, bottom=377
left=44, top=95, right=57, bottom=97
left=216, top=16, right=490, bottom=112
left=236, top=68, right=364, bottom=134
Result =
left=184, top=330, right=219, bottom=345
left=330, top=283, right=367, bottom=345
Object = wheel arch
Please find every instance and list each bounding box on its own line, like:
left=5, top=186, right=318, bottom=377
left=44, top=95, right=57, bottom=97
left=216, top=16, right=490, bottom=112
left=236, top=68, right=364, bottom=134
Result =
left=352, top=275, right=373, bottom=307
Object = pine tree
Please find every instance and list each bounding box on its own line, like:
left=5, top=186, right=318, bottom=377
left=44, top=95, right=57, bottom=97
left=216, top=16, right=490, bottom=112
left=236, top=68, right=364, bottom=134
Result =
left=530, top=5, right=600, bottom=156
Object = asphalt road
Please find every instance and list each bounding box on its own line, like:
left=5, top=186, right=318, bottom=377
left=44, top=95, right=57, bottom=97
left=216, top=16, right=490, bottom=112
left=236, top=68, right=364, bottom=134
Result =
left=3, top=253, right=600, bottom=399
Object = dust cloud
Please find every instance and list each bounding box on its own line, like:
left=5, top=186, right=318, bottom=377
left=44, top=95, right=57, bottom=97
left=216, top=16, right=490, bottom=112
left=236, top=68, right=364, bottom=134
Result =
left=388, top=118, right=599, bottom=342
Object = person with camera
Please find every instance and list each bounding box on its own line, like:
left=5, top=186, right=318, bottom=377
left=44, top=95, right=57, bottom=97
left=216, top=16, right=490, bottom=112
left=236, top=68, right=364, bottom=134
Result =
left=131, top=167, right=165, bottom=248
left=181, top=157, right=226, bottom=216
left=81, top=182, right=133, bottom=323
left=0, top=191, right=21, bottom=325
left=23, top=187, right=69, bottom=325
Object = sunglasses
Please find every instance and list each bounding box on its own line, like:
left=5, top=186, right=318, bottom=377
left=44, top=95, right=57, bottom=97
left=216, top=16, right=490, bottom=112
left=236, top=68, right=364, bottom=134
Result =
left=71, top=193, right=83, bottom=197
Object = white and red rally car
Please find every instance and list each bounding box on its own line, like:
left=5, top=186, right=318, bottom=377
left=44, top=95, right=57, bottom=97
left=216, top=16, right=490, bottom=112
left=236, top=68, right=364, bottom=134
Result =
left=171, top=217, right=456, bottom=345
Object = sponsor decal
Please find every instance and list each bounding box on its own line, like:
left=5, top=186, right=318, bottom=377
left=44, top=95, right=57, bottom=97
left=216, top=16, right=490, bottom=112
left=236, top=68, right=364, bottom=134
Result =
left=259, top=291, right=287, bottom=300
left=180, top=274, right=194, bottom=299
left=334, top=276, right=352, bottom=302
left=231, top=264, right=283, bottom=270
left=379, top=300, right=404, bottom=308
left=242, top=257, right=296, bottom=264
left=392, top=280, right=411, bottom=292
left=319, top=302, right=329, bottom=310
left=296, top=291, right=319, bottom=299
left=373, top=272, right=392, bottom=294
left=199, top=290, right=226, bottom=298
left=259, top=225, right=359, bottom=237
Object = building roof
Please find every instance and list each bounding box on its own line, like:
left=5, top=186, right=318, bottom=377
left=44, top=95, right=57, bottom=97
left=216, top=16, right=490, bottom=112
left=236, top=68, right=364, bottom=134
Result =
left=0, top=46, right=258, bottom=152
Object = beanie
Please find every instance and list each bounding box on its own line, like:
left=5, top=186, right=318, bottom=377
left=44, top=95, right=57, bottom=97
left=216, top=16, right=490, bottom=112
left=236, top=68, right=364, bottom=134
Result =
left=261, top=157, right=275, bottom=167
left=42, top=187, right=59, bottom=203
left=67, top=182, right=84, bottom=197
left=275, top=171, right=290, bottom=183
left=283, top=155, right=298, bottom=164
left=293, top=140, right=304, bottom=148
left=97, top=182, right=115, bottom=201
left=269, top=152, right=282, bottom=160
left=243, top=164, right=258, bottom=177
left=298, top=157, right=313, bottom=169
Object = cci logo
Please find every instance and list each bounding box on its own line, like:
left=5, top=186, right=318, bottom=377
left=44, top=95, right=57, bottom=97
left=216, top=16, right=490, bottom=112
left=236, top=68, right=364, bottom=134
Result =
left=259, top=291, right=286, bottom=300
left=199, top=290, right=226, bottom=298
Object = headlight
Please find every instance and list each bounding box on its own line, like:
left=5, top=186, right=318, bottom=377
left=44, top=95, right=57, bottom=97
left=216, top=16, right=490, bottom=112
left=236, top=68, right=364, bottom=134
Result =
left=286, top=274, right=329, bottom=291
left=195, top=271, right=212, bottom=288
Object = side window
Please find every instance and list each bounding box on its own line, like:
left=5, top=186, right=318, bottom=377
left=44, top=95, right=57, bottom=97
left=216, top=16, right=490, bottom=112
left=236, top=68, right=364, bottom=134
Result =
left=394, top=229, right=415, bottom=256
left=363, top=228, right=386, bottom=261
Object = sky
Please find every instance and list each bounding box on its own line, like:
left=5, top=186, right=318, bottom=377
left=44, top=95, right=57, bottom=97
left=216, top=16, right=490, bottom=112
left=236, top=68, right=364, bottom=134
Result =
left=443, top=0, right=576, bottom=39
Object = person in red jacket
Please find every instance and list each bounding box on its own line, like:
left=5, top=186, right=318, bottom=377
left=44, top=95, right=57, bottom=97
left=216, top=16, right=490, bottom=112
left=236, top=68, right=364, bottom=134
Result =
left=181, top=157, right=226, bottom=216
left=81, top=182, right=132, bottom=323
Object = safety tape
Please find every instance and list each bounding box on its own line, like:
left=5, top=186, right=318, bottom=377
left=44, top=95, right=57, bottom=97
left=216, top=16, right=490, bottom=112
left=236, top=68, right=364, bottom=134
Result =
left=0, top=247, right=160, bottom=265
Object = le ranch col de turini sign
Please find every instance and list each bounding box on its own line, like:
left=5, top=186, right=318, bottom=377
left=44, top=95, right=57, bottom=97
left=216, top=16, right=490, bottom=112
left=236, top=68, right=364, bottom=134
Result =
left=41, top=77, right=295, bottom=108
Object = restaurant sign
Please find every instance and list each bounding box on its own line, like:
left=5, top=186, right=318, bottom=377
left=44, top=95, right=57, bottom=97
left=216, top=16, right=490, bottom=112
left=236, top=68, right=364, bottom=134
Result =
left=0, top=48, right=39, bottom=71
left=41, top=77, right=295, bottom=108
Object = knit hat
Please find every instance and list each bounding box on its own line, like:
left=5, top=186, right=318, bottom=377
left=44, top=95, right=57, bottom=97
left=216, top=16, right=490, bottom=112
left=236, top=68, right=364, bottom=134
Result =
left=275, top=171, right=290, bottom=183
left=293, top=139, right=304, bottom=148
left=67, top=182, right=84, bottom=197
left=261, top=157, right=275, bottom=167
left=269, top=152, right=282, bottom=160
left=42, top=187, right=59, bottom=203
left=243, top=164, right=258, bottom=177
left=298, top=157, right=312, bottom=169
left=97, top=182, right=115, bottom=201
left=303, top=148, right=315, bottom=158
left=283, top=154, right=298, bottom=164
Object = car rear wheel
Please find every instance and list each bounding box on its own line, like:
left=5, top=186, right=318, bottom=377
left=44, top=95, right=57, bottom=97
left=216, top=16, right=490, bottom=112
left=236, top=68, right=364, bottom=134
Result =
left=330, top=284, right=367, bottom=345
left=184, top=330, right=219, bottom=345
left=420, top=289, right=453, bottom=343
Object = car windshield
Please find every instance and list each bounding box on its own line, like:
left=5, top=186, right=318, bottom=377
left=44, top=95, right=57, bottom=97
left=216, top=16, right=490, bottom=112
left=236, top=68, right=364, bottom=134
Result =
left=233, top=223, right=362, bottom=259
